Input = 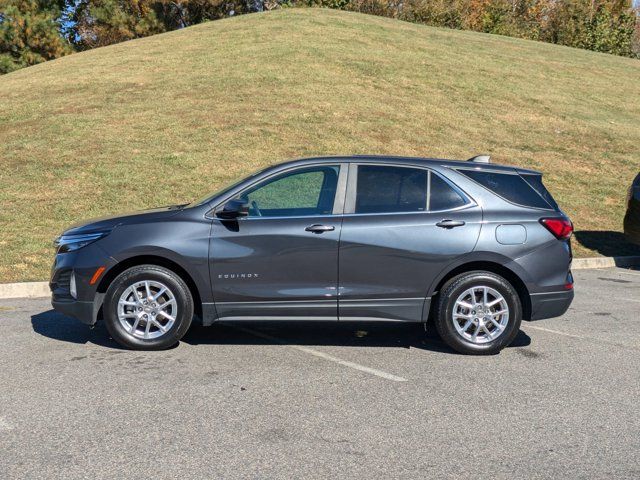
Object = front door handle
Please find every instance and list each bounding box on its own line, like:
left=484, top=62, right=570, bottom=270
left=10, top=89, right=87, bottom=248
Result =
left=305, top=224, right=335, bottom=233
left=436, top=219, right=466, bottom=229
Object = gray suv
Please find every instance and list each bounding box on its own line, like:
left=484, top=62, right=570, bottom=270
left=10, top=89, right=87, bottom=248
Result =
left=50, top=155, right=574, bottom=354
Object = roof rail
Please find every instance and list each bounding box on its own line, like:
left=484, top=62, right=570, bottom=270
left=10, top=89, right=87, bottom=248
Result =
left=467, top=154, right=491, bottom=163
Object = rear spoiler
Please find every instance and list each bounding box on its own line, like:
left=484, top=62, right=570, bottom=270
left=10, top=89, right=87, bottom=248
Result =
left=467, top=155, right=491, bottom=163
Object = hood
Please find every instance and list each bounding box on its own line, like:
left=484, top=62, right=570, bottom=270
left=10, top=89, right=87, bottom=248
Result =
left=62, top=204, right=188, bottom=236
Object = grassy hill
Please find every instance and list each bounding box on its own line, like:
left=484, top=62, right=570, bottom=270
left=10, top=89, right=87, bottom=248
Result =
left=1, top=8, right=639, bottom=282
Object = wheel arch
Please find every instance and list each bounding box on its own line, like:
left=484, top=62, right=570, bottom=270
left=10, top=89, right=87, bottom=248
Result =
left=428, top=257, right=532, bottom=321
left=96, top=255, right=203, bottom=320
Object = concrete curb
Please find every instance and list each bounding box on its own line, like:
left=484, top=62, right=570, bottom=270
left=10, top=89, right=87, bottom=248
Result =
left=571, top=256, right=640, bottom=270
left=0, top=282, right=49, bottom=300
left=0, top=255, right=638, bottom=300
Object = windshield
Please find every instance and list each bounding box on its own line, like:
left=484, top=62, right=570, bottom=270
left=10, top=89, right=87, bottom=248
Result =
left=188, top=166, right=270, bottom=207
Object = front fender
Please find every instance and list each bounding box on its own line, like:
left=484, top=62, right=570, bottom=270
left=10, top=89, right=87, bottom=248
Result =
left=96, top=219, right=213, bottom=304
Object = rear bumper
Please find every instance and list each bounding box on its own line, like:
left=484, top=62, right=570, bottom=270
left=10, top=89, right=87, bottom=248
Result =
left=528, top=289, right=574, bottom=321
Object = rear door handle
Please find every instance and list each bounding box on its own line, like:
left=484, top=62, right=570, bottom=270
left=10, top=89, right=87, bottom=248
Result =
left=436, top=219, right=466, bottom=229
left=305, top=224, right=335, bottom=233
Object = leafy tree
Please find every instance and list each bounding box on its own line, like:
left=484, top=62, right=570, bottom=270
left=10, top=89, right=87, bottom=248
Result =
left=2, top=0, right=638, bottom=75
left=583, top=3, right=637, bottom=56
left=71, top=0, right=166, bottom=49
left=400, top=0, right=465, bottom=28
left=151, top=0, right=233, bottom=29
left=0, top=0, right=71, bottom=74
left=69, top=1, right=272, bottom=49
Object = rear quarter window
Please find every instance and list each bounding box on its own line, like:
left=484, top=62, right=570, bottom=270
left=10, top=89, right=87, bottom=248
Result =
left=457, top=169, right=553, bottom=210
left=521, top=174, right=559, bottom=210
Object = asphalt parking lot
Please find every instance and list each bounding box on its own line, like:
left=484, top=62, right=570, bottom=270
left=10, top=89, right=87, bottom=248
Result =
left=1, top=267, right=639, bottom=479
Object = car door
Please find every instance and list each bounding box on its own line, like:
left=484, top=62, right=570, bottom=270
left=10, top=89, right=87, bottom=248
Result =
left=338, top=163, right=482, bottom=322
left=209, top=163, right=347, bottom=320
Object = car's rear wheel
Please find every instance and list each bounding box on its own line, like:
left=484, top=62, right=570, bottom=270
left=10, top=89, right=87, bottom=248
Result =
left=104, top=265, right=193, bottom=350
left=434, top=271, right=522, bottom=355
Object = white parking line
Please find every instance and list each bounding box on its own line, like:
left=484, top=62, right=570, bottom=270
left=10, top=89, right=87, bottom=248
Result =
left=523, top=325, right=640, bottom=350
left=616, top=270, right=640, bottom=277
left=231, top=325, right=408, bottom=382
left=614, top=297, right=640, bottom=304
left=523, top=325, right=583, bottom=339
left=0, top=417, right=13, bottom=431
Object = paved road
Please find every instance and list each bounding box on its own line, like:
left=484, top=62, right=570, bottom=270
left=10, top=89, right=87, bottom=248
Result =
left=1, top=267, right=639, bottom=479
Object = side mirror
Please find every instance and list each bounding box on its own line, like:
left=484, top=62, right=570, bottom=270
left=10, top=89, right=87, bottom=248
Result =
left=216, top=199, right=249, bottom=219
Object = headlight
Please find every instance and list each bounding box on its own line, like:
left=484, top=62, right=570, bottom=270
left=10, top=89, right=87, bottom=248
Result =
left=54, top=231, right=109, bottom=254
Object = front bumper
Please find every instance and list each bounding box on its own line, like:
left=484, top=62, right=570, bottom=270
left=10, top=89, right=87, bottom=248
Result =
left=49, top=243, right=114, bottom=326
left=51, top=298, right=97, bottom=325
left=529, top=289, right=574, bottom=321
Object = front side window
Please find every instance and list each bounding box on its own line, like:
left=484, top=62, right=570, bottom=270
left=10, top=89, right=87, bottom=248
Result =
left=354, top=165, right=468, bottom=214
left=238, top=165, right=340, bottom=217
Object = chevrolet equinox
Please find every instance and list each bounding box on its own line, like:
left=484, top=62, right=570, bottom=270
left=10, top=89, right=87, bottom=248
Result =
left=51, top=155, right=574, bottom=354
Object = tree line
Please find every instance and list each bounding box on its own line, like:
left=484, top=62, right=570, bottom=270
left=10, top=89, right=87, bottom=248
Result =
left=1, top=0, right=639, bottom=74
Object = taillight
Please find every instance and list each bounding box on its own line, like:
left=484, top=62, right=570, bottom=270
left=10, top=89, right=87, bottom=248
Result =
left=540, top=218, right=573, bottom=240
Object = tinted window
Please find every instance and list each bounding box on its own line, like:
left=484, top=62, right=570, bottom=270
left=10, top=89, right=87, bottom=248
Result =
left=355, top=166, right=427, bottom=214
left=458, top=169, right=552, bottom=209
left=521, top=174, right=559, bottom=210
left=239, top=166, right=339, bottom=217
left=429, top=173, right=467, bottom=211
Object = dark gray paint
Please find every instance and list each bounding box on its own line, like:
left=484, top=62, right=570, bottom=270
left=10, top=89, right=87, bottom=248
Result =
left=50, top=155, right=574, bottom=327
left=209, top=215, right=341, bottom=319
left=496, top=224, right=527, bottom=245
left=338, top=207, right=482, bottom=321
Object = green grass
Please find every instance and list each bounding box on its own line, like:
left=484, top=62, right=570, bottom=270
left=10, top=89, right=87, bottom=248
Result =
left=1, top=8, right=639, bottom=282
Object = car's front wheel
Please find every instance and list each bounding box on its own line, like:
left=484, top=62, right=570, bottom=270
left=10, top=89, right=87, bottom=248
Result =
left=103, top=265, right=193, bottom=350
left=434, top=271, right=522, bottom=355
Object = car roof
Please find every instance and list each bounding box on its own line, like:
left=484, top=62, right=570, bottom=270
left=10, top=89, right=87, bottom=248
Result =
left=274, top=155, right=541, bottom=175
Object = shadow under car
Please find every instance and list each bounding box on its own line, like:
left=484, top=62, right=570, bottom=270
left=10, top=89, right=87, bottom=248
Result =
left=32, top=310, right=531, bottom=354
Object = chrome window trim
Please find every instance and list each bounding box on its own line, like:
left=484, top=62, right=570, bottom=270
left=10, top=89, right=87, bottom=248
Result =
left=222, top=214, right=343, bottom=222
left=341, top=203, right=477, bottom=218
left=206, top=201, right=476, bottom=222
left=205, top=161, right=479, bottom=220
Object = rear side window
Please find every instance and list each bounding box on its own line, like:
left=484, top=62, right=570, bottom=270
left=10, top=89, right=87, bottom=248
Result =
left=457, top=169, right=552, bottom=210
left=356, top=166, right=427, bottom=214
left=354, top=165, right=468, bottom=214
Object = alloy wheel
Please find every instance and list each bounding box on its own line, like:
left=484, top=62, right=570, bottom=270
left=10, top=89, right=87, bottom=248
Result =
left=451, top=285, right=509, bottom=344
left=117, top=280, right=177, bottom=339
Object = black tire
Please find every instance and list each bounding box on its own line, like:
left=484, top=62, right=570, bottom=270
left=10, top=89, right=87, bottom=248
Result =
left=103, top=265, right=193, bottom=350
left=434, top=271, right=522, bottom=355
